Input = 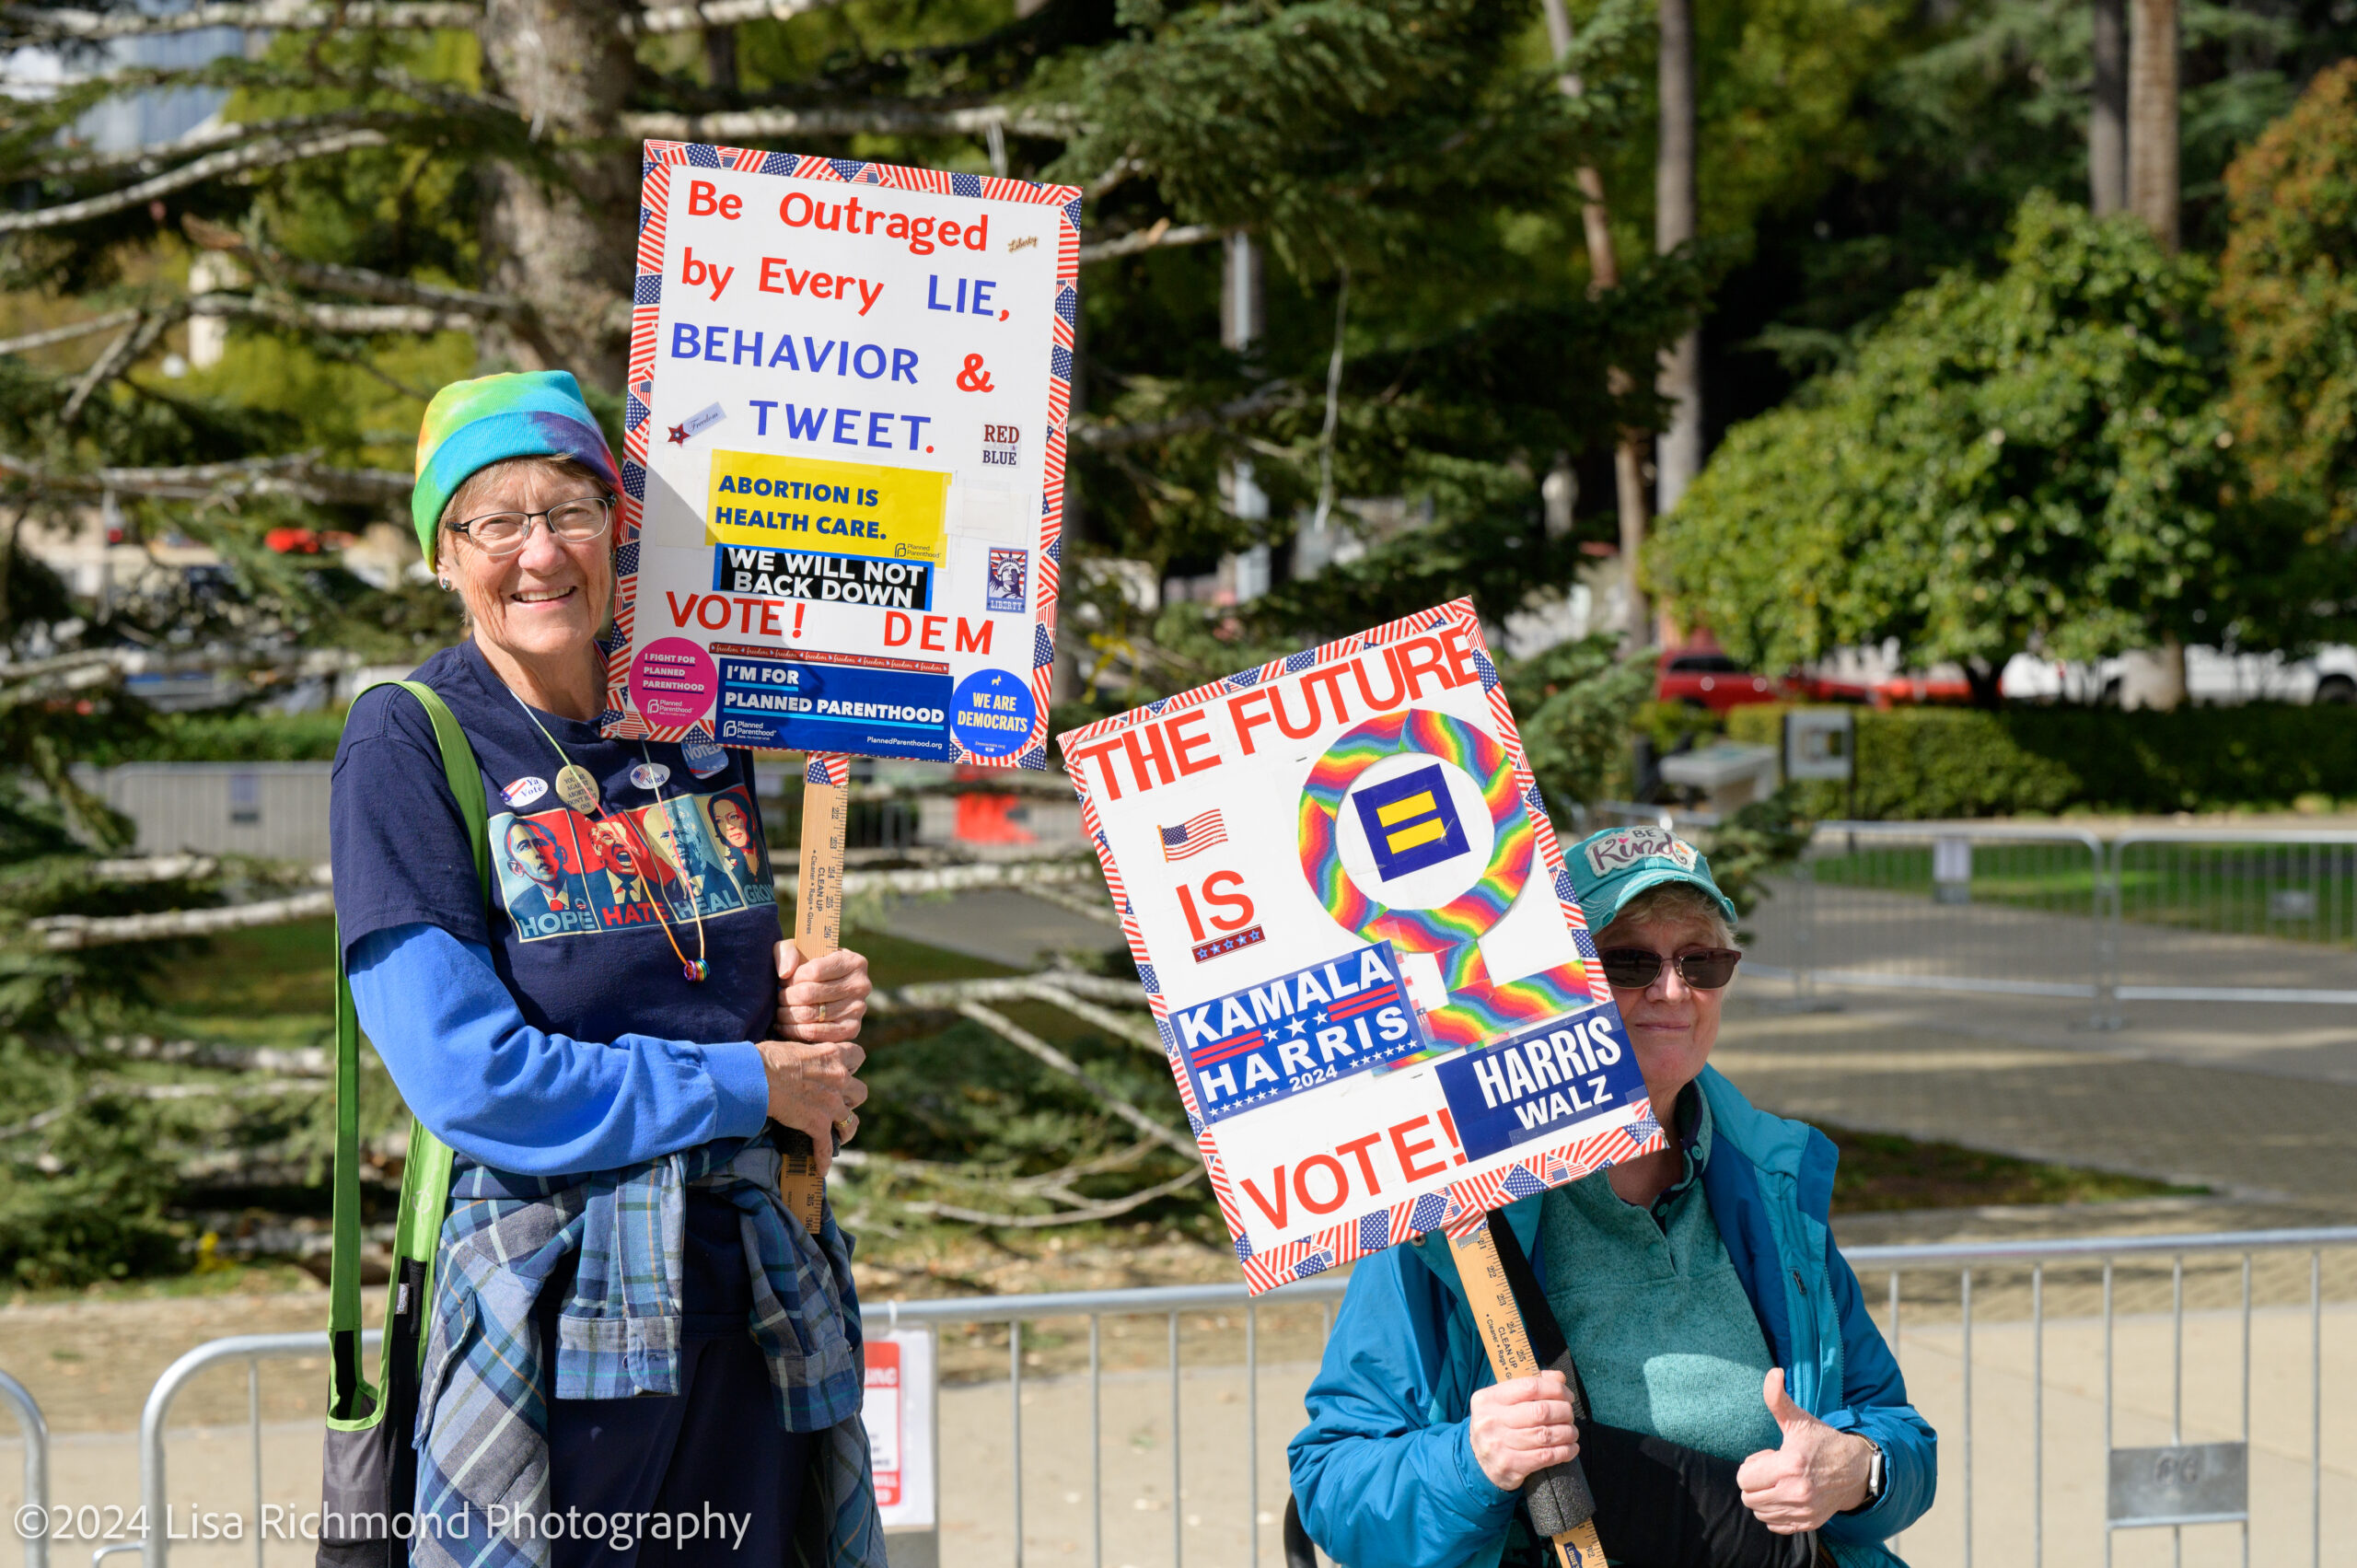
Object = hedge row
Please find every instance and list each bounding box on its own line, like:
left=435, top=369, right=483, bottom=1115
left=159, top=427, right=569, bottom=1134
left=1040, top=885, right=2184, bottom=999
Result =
left=1724, top=703, right=2357, bottom=818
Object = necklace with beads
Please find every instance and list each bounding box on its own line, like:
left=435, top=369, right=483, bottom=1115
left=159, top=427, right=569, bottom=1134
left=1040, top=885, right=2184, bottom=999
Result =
left=507, top=691, right=711, bottom=983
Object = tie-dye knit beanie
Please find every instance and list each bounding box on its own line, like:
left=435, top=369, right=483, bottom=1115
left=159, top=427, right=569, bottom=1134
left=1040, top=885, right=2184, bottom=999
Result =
left=412, top=371, right=620, bottom=569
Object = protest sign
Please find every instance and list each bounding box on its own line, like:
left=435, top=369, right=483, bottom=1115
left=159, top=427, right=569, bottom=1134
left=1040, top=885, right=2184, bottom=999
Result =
left=610, top=140, right=1079, bottom=1228
left=603, top=142, right=1078, bottom=770
left=862, top=1330, right=937, bottom=1531
left=1061, top=599, right=1666, bottom=1294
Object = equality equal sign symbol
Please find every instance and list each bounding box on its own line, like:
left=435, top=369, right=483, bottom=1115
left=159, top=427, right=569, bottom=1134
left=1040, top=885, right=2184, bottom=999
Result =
left=1353, top=761, right=1471, bottom=880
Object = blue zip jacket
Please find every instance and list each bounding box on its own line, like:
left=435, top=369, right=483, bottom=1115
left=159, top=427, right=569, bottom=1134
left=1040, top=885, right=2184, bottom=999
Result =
left=1287, top=1066, right=1935, bottom=1568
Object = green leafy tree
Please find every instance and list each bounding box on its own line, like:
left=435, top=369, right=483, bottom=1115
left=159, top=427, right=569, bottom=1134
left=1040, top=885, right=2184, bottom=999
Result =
left=1652, top=192, right=2346, bottom=701
left=2218, top=58, right=2357, bottom=540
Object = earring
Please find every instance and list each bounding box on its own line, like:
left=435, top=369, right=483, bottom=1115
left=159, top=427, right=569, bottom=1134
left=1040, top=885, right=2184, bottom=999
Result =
left=438, top=577, right=451, bottom=590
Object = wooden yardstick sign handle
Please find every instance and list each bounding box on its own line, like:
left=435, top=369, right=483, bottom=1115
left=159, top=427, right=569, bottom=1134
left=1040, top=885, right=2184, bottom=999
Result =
left=1448, top=1210, right=1608, bottom=1568
left=781, top=753, right=850, bottom=1234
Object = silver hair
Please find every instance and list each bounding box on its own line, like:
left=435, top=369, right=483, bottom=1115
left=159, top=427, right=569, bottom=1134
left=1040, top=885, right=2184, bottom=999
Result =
left=1594, top=880, right=1735, bottom=950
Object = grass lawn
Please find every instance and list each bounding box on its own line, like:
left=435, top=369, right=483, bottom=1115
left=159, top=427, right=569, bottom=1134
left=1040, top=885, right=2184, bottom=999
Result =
left=1825, top=1125, right=2204, bottom=1212
left=1809, top=841, right=2357, bottom=945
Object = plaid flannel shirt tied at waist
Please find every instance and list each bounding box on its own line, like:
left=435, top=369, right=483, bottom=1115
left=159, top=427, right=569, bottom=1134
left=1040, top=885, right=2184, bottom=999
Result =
left=408, top=1132, right=881, bottom=1568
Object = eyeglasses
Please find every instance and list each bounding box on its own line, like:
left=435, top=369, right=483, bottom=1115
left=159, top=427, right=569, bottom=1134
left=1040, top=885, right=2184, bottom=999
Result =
left=448, top=496, right=614, bottom=558
left=1596, top=947, right=1743, bottom=991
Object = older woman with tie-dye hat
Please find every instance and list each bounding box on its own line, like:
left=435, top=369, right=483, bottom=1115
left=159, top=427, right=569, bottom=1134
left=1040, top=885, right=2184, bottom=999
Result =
left=329, top=370, right=883, bottom=1568
left=1287, top=825, right=1935, bottom=1568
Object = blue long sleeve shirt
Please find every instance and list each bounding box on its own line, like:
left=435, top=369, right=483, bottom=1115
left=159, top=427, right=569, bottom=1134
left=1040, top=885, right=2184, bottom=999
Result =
left=348, top=921, right=772, bottom=1177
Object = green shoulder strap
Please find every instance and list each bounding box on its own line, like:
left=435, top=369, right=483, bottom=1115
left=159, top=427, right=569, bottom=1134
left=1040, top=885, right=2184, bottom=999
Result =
left=328, top=679, right=491, bottom=1418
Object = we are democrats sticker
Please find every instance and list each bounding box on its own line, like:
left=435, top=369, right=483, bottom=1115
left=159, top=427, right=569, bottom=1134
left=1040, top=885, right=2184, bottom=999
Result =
left=1435, top=1006, right=1645, bottom=1161
left=1171, top=941, right=1432, bottom=1125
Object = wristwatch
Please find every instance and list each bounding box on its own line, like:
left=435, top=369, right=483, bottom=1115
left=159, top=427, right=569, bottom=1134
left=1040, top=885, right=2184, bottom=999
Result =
left=1857, top=1439, right=1887, bottom=1508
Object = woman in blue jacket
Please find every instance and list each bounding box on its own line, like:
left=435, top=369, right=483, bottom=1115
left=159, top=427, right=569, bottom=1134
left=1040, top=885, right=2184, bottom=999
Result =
left=1287, top=828, right=1934, bottom=1568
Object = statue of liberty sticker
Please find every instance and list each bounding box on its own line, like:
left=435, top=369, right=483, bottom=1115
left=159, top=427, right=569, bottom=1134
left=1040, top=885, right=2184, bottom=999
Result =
left=985, top=548, right=1028, bottom=613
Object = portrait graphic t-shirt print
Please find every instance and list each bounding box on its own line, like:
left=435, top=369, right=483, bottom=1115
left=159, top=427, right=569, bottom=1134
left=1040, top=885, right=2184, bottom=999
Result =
left=490, top=782, right=773, bottom=942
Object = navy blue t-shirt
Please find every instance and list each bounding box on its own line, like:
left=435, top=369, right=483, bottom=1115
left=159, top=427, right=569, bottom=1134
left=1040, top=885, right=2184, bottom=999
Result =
left=331, top=638, right=783, bottom=1047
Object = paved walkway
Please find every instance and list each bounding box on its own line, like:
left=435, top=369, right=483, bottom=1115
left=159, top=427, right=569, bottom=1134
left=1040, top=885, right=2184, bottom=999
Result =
left=1713, top=985, right=2357, bottom=1215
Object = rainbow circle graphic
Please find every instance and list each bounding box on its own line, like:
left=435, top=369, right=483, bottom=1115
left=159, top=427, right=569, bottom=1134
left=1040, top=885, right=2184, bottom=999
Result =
left=1297, top=708, right=1532, bottom=974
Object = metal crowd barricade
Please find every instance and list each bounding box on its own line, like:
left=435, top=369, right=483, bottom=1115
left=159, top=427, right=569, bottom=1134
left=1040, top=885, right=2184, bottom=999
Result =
left=1743, top=821, right=2112, bottom=1020
left=99, top=1226, right=2354, bottom=1568
left=1746, top=821, right=2357, bottom=1018
left=2107, top=829, right=2357, bottom=1007
left=0, top=1369, right=46, bottom=1568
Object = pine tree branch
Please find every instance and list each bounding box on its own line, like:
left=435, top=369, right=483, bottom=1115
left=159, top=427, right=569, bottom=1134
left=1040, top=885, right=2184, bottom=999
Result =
left=630, top=0, right=842, bottom=35
left=1075, top=219, right=1219, bottom=264
left=0, top=1, right=480, bottom=41
left=0, top=450, right=412, bottom=505
left=191, top=289, right=486, bottom=333
left=32, top=888, right=335, bottom=948
left=30, top=109, right=417, bottom=180
left=900, top=1163, right=1201, bottom=1228
left=1070, top=382, right=1299, bottom=451
left=182, top=215, right=533, bottom=321
left=0, top=308, right=143, bottom=356
left=952, top=999, right=1197, bottom=1156
left=621, top=100, right=1083, bottom=142
left=0, top=648, right=135, bottom=705
left=0, top=0, right=876, bottom=44
left=0, top=127, right=391, bottom=234
left=61, top=306, right=176, bottom=424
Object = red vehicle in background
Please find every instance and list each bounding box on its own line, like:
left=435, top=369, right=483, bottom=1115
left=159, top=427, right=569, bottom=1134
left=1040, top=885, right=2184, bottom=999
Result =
left=1655, top=645, right=1779, bottom=712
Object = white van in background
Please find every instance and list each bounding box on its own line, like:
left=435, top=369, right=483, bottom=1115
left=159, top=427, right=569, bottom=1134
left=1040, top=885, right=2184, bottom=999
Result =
left=2002, top=645, right=2357, bottom=705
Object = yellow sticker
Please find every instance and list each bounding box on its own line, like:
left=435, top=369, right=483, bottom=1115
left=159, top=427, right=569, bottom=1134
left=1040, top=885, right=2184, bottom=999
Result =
left=705, top=450, right=948, bottom=563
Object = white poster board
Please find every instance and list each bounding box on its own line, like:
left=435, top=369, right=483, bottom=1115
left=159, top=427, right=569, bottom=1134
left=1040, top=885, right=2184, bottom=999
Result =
left=604, top=142, right=1077, bottom=769
left=1061, top=599, right=1666, bottom=1294
left=862, top=1328, right=936, bottom=1530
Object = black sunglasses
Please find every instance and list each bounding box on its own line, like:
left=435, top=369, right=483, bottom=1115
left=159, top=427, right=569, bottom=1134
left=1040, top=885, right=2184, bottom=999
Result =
left=1596, top=947, right=1743, bottom=991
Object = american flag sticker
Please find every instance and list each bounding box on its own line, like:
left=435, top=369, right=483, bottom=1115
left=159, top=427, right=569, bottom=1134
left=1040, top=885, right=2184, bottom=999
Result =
left=1161, top=808, right=1228, bottom=861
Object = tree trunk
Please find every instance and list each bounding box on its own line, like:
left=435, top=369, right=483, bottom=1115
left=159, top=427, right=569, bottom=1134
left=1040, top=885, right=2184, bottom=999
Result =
left=1542, top=0, right=1654, bottom=653
left=479, top=0, right=641, bottom=390
left=2090, top=0, right=2128, bottom=214
left=704, top=25, right=738, bottom=96
left=1653, top=0, right=1701, bottom=520
left=2125, top=0, right=2186, bottom=709
left=2127, top=0, right=2179, bottom=252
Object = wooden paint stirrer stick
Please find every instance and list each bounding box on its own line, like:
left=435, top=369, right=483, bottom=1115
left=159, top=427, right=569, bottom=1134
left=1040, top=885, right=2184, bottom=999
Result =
left=1447, top=1207, right=1609, bottom=1568
left=781, top=751, right=850, bottom=1234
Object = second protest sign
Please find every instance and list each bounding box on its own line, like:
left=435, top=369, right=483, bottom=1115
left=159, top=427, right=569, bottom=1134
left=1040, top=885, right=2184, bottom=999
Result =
left=1062, top=598, right=1666, bottom=1293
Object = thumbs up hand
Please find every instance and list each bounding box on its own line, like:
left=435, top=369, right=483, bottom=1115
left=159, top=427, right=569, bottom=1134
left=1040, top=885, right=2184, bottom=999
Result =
left=1734, top=1368, right=1877, bottom=1533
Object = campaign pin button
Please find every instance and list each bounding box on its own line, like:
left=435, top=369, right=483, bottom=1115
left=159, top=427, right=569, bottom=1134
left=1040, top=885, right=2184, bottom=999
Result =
left=501, top=775, right=549, bottom=807
left=631, top=761, right=672, bottom=791
left=681, top=735, right=728, bottom=777
left=555, top=763, right=601, bottom=815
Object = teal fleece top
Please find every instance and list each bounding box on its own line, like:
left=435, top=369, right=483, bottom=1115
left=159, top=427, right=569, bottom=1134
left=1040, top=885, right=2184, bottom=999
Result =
left=1537, top=1088, right=1784, bottom=1466
left=1285, top=1067, right=1934, bottom=1568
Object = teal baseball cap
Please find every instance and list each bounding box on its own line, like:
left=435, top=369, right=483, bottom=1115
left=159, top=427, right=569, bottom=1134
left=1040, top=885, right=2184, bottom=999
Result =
left=1569, top=825, right=1738, bottom=933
